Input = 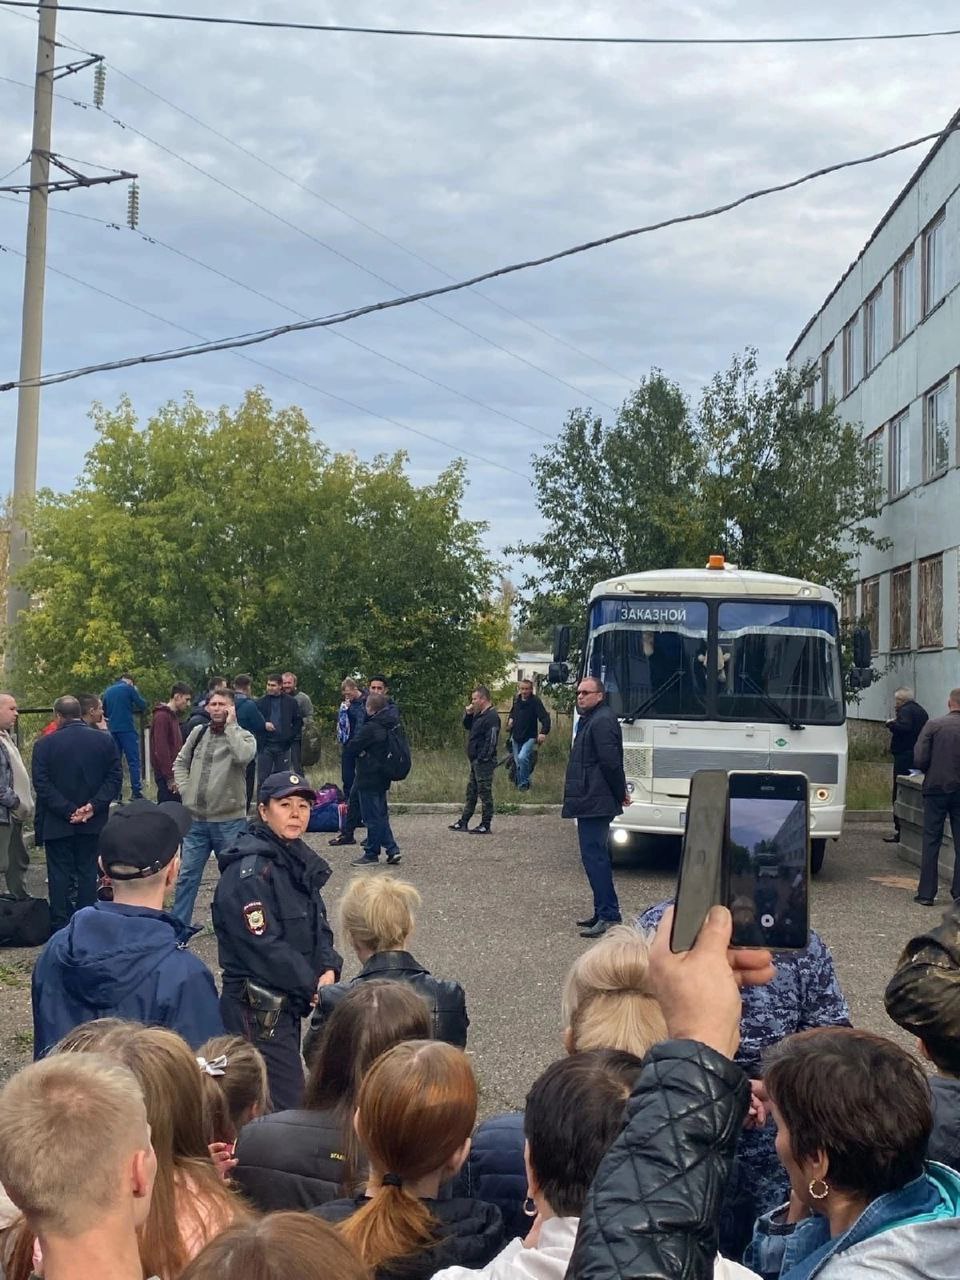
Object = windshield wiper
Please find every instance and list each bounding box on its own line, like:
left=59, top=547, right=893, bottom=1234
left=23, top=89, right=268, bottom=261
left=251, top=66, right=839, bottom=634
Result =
left=739, top=673, right=805, bottom=731
left=622, top=670, right=684, bottom=723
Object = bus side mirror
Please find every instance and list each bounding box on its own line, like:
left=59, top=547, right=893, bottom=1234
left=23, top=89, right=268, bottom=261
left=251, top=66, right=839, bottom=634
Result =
left=852, top=626, right=872, bottom=670
left=553, top=625, right=571, bottom=663
left=548, top=661, right=570, bottom=685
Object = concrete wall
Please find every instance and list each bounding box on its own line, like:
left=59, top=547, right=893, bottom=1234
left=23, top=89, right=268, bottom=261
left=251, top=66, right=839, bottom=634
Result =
left=789, top=125, right=960, bottom=722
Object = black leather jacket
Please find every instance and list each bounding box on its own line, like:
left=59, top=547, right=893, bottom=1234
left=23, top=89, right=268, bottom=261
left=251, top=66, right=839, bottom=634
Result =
left=569, top=1040, right=749, bottom=1280
left=303, top=950, right=469, bottom=1060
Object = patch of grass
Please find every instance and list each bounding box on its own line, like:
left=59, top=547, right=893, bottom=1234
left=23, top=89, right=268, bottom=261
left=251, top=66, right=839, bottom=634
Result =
left=11, top=1030, right=33, bottom=1052
left=0, top=961, right=31, bottom=988
left=846, top=761, right=890, bottom=810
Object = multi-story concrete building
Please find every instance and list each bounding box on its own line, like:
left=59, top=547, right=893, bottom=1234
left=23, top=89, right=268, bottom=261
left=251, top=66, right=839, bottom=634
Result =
left=788, top=108, right=960, bottom=723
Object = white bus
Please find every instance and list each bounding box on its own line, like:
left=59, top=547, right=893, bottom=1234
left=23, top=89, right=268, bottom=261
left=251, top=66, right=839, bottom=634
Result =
left=554, top=559, right=862, bottom=873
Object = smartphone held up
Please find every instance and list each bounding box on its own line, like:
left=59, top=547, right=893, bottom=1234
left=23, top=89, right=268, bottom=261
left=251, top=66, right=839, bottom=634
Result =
left=671, top=769, right=810, bottom=954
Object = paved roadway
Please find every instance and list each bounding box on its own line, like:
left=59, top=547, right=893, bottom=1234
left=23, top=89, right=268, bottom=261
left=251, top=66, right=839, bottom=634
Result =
left=0, top=816, right=933, bottom=1100
left=296, top=815, right=926, bottom=1113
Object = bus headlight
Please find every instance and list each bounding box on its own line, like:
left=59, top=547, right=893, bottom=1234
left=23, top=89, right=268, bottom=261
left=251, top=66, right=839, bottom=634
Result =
left=813, top=787, right=832, bottom=804
left=611, top=828, right=631, bottom=845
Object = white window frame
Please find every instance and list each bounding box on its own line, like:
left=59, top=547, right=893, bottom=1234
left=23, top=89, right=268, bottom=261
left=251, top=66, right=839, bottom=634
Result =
left=923, top=381, right=950, bottom=480
left=842, top=312, right=863, bottom=394
left=864, top=288, right=882, bottom=373
left=889, top=410, right=910, bottom=498
left=922, top=210, right=947, bottom=316
left=894, top=248, right=916, bottom=343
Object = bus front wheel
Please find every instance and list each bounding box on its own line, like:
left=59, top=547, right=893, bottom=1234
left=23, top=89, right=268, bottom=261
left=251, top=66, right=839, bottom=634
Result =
left=811, top=839, right=826, bottom=875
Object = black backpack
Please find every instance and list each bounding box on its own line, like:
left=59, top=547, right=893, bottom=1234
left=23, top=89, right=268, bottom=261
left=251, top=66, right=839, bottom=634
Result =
left=0, top=895, right=51, bottom=947
left=383, top=722, right=412, bottom=782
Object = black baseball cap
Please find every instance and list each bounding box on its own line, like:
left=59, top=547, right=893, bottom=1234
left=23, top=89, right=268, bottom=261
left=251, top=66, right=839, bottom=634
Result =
left=258, top=771, right=316, bottom=804
left=98, top=799, right=193, bottom=880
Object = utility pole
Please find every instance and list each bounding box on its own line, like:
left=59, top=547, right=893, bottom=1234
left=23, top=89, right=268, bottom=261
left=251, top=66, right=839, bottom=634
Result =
left=3, top=3, right=134, bottom=670
left=5, top=0, right=58, bottom=651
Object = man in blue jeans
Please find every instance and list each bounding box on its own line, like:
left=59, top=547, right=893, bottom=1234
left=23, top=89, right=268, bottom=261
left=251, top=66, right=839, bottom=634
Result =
left=101, top=673, right=147, bottom=800
left=170, top=689, right=256, bottom=925
left=506, top=678, right=551, bottom=791
left=561, top=676, right=630, bottom=938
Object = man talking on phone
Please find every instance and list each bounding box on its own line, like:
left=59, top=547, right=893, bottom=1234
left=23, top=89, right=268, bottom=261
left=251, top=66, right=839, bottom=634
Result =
left=170, top=689, right=256, bottom=927
left=562, top=677, right=631, bottom=938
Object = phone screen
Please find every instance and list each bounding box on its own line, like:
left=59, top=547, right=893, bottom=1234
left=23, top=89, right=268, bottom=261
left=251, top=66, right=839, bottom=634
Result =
left=726, top=772, right=809, bottom=950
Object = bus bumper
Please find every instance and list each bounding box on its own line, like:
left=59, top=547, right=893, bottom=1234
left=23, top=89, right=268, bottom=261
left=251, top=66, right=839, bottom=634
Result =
left=608, top=802, right=845, bottom=843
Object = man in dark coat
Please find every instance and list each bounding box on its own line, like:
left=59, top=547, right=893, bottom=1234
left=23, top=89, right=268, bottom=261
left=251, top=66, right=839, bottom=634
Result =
left=342, top=693, right=402, bottom=866
left=255, top=673, right=302, bottom=784
left=885, top=686, right=929, bottom=842
left=562, top=677, right=629, bottom=938
left=31, top=798, right=222, bottom=1057
left=31, top=696, right=122, bottom=930
left=913, top=687, right=960, bottom=905
left=449, top=685, right=500, bottom=835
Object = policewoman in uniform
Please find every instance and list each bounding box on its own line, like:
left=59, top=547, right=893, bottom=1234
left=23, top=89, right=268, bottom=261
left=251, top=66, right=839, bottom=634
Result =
left=212, top=771, right=342, bottom=1111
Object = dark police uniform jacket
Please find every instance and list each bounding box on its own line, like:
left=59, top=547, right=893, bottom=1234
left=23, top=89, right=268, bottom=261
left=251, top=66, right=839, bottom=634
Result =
left=213, top=823, right=342, bottom=1017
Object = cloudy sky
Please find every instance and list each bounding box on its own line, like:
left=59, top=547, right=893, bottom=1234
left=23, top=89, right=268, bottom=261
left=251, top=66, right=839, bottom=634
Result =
left=1, top=0, right=959, bottom=568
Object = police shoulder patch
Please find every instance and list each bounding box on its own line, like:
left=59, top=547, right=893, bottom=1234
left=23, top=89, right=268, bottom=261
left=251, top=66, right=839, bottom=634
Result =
left=243, top=901, right=267, bottom=936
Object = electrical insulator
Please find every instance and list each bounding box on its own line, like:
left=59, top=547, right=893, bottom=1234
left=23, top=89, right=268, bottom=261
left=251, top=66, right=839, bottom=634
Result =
left=93, top=61, right=106, bottom=108
left=126, top=180, right=140, bottom=230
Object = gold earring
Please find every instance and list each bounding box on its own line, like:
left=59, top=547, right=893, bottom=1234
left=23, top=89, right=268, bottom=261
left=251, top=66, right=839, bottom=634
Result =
left=808, top=1177, right=829, bottom=1200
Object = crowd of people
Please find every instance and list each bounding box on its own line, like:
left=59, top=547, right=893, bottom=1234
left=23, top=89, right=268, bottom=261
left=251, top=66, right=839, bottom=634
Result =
left=1, top=675, right=960, bottom=1278
left=0, top=881, right=957, bottom=1280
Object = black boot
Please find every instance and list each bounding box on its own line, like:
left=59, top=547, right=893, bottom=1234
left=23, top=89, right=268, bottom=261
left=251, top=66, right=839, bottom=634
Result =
left=470, top=822, right=492, bottom=835
left=448, top=819, right=469, bottom=832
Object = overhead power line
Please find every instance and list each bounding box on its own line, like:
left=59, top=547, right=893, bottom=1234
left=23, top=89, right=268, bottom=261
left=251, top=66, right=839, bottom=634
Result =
left=0, top=2, right=959, bottom=45
left=0, top=68, right=622, bottom=411
left=0, top=191, right=558, bottom=441
left=0, top=237, right=531, bottom=480
left=2, top=122, right=955, bottom=394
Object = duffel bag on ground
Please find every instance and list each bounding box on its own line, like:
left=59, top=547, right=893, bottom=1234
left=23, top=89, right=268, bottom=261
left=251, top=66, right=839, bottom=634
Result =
left=0, top=894, right=51, bottom=946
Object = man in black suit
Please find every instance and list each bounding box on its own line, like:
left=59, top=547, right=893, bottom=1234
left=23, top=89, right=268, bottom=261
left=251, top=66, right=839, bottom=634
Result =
left=561, top=676, right=631, bottom=939
left=255, top=673, right=302, bottom=785
left=31, top=696, right=122, bottom=929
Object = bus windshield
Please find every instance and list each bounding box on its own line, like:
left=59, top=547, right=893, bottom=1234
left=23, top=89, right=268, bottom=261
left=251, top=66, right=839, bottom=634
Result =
left=584, top=596, right=844, bottom=725
left=584, top=599, right=710, bottom=719
left=716, top=601, right=843, bottom=725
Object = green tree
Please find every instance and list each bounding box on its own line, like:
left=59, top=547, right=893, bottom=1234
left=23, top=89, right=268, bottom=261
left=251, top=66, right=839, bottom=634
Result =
left=698, top=350, right=888, bottom=594
left=510, top=351, right=886, bottom=630
left=11, top=388, right=506, bottom=734
left=507, top=372, right=710, bottom=633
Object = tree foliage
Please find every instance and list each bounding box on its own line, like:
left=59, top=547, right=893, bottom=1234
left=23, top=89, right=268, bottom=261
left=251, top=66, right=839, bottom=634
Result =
left=12, top=389, right=507, bottom=734
left=510, top=350, right=886, bottom=630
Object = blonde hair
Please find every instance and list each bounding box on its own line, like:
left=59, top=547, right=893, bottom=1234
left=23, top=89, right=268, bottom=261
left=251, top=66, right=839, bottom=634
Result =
left=561, top=925, right=668, bottom=1055
left=58, top=1021, right=245, bottom=1279
left=340, top=1041, right=476, bottom=1270
left=0, top=1054, right=149, bottom=1237
left=339, top=875, right=420, bottom=953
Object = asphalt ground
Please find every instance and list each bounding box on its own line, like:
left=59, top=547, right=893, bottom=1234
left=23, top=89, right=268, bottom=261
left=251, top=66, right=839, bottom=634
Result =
left=0, top=813, right=937, bottom=1101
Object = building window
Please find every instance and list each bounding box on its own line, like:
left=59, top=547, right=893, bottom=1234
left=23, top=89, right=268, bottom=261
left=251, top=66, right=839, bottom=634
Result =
left=890, top=565, right=912, bottom=651
left=842, top=312, right=863, bottom=394
left=820, top=344, right=833, bottom=409
left=840, top=587, right=856, bottom=627
left=894, top=248, right=916, bottom=343
left=889, top=409, right=910, bottom=497
left=918, top=555, right=943, bottom=649
left=804, top=380, right=815, bottom=410
left=864, top=288, right=882, bottom=373
left=922, top=210, right=947, bottom=316
left=861, top=575, right=880, bottom=651
left=864, top=427, right=884, bottom=499
left=923, top=380, right=950, bottom=480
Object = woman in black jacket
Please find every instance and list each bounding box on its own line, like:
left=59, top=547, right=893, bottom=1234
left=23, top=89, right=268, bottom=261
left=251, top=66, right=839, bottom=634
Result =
left=314, top=1040, right=503, bottom=1280
left=304, top=875, right=468, bottom=1059
left=233, top=980, right=431, bottom=1212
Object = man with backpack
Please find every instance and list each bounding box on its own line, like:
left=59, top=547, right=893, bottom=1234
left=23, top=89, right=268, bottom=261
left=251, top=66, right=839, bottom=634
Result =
left=341, top=692, right=406, bottom=866
left=170, top=689, right=257, bottom=926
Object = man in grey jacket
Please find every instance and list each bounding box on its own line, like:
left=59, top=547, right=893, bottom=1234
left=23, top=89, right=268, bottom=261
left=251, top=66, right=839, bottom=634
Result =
left=171, top=689, right=256, bottom=926
left=0, top=693, right=34, bottom=898
left=913, top=686, right=960, bottom=906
